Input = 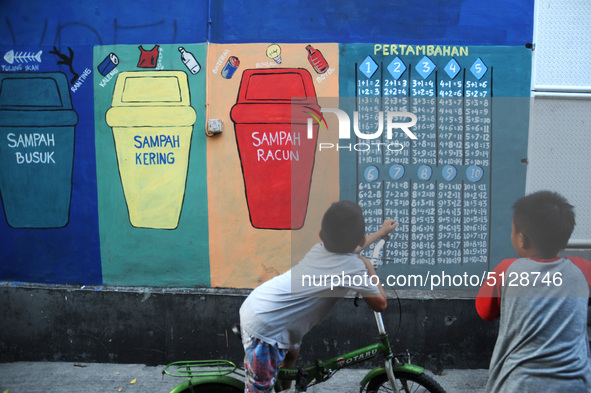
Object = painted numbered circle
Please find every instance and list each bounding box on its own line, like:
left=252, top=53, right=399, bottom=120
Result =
left=417, top=165, right=432, bottom=181
left=466, top=165, right=484, bottom=182
left=364, top=166, right=379, bottom=182
left=389, top=164, right=405, bottom=180
left=442, top=165, right=457, bottom=181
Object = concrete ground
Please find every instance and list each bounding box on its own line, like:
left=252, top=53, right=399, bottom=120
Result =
left=0, top=361, right=488, bottom=393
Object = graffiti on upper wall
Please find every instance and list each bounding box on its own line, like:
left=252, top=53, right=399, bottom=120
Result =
left=2, top=18, right=187, bottom=47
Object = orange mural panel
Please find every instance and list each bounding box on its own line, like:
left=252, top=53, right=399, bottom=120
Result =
left=206, top=43, right=339, bottom=288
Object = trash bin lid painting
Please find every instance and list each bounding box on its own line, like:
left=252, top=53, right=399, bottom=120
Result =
left=106, top=71, right=197, bottom=229
left=0, top=77, right=63, bottom=108
left=231, top=68, right=320, bottom=230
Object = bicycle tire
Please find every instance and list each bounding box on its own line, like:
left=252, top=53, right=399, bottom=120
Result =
left=172, top=383, right=243, bottom=393
left=366, top=370, right=447, bottom=393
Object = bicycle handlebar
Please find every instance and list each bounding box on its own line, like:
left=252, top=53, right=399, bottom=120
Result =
left=371, top=237, right=388, bottom=269
left=354, top=235, right=389, bottom=307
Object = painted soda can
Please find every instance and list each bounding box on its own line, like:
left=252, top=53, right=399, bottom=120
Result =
left=97, top=53, right=119, bottom=76
left=221, top=56, right=240, bottom=79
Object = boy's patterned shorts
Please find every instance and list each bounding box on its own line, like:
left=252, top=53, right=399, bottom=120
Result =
left=242, top=330, right=287, bottom=393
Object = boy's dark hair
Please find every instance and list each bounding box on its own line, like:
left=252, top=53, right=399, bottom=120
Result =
left=321, top=200, right=366, bottom=253
left=513, top=190, right=575, bottom=257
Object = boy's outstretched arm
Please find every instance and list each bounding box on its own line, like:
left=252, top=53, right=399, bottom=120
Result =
left=355, top=219, right=398, bottom=254
left=359, top=255, right=387, bottom=312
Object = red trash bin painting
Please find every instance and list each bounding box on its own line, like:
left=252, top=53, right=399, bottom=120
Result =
left=230, top=68, right=321, bottom=230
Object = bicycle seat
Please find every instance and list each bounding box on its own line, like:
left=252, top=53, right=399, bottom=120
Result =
left=231, top=323, right=242, bottom=341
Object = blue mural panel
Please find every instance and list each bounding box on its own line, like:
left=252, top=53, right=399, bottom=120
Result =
left=0, top=45, right=101, bottom=284
left=0, top=0, right=535, bottom=286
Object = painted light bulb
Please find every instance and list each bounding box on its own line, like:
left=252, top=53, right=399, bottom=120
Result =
left=266, top=44, right=282, bottom=64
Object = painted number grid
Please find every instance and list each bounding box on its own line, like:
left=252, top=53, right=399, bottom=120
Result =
left=356, top=56, right=492, bottom=266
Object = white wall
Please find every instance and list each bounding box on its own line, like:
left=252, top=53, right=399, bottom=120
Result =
left=529, top=0, right=591, bottom=246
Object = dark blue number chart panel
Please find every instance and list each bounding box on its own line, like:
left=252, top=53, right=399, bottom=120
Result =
left=340, top=44, right=531, bottom=286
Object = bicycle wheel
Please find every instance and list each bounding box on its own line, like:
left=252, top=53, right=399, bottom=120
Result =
left=173, top=383, right=243, bottom=393
left=366, top=371, right=446, bottom=393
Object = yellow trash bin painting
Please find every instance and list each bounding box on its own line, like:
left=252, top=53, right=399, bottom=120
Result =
left=106, top=71, right=196, bottom=229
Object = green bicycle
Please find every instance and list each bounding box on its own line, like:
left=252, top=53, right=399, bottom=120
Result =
left=164, top=239, right=447, bottom=393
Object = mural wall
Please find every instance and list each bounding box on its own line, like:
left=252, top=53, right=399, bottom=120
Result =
left=0, top=0, right=535, bottom=289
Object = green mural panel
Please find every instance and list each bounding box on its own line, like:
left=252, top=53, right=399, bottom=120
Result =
left=93, top=44, right=209, bottom=287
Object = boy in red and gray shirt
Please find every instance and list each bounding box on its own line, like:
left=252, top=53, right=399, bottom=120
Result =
left=476, top=191, right=591, bottom=392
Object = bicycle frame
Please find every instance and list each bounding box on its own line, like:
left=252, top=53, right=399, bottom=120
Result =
left=279, top=332, right=415, bottom=392
left=165, top=238, right=427, bottom=392
left=277, top=333, right=386, bottom=386
left=165, top=312, right=425, bottom=393
left=165, top=359, right=242, bottom=392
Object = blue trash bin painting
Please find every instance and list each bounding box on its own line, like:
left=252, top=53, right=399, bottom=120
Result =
left=0, top=72, right=78, bottom=228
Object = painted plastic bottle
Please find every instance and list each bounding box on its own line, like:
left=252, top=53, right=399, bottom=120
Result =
left=305, top=45, right=329, bottom=74
left=178, top=47, right=201, bottom=74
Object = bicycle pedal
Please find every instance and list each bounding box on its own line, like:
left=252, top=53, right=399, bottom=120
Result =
left=295, top=366, right=308, bottom=392
left=231, top=323, right=242, bottom=341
